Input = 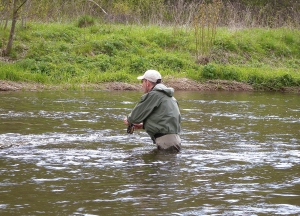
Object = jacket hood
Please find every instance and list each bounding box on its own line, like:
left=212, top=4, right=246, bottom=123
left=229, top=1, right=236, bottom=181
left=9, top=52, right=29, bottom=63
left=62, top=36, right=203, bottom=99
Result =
left=153, top=83, right=174, bottom=97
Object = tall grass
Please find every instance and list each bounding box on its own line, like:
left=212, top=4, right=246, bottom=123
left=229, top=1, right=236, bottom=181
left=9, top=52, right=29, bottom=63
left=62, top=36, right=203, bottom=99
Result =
left=1, top=0, right=298, bottom=28
left=193, top=0, right=222, bottom=60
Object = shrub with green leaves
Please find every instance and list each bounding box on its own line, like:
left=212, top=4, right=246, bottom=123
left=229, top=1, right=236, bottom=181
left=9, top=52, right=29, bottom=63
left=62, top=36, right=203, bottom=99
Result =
left=202, top=64, right=218, bottom=79
left=76, top=15, right=95, bottom=28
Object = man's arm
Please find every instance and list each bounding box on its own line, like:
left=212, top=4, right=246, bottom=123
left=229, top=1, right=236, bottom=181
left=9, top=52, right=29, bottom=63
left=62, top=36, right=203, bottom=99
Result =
left=123, top=117, right=143, bottom=129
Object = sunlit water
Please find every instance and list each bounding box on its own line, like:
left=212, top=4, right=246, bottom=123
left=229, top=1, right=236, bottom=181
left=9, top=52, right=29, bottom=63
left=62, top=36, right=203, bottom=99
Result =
left=0, top=90, right=299, bottom=215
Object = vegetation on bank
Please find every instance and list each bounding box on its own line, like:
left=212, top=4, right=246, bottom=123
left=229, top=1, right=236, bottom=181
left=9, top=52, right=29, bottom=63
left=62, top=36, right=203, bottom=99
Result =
left=0, top=21, right=300, bottom=91
left=1, top=0, right=299, bottom=28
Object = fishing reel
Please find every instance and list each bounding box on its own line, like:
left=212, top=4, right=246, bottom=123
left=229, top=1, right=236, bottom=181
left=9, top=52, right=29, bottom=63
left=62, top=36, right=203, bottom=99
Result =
left=127, top=123, right=134, bottom=134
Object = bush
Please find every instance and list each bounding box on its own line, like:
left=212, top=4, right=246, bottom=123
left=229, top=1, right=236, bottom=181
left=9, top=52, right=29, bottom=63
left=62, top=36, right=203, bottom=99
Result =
left=76, top=15, right=95, bottom=28
left=221, top=67, right=239, bottom=80
left=202, top=64, right=218, bottom=79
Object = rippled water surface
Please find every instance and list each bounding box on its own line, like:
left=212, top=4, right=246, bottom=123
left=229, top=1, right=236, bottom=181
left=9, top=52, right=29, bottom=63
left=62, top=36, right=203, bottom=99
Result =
left=0, top=91, right=299, bottom=215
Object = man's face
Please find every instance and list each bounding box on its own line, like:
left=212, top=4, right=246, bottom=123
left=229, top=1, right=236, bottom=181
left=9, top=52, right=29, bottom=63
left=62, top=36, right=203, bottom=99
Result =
left=141, top=79, right=151, bottom=93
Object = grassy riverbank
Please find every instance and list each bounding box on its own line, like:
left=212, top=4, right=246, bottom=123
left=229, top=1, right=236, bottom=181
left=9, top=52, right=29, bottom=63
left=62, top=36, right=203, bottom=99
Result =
left=1, top=22, right=300, bottom=91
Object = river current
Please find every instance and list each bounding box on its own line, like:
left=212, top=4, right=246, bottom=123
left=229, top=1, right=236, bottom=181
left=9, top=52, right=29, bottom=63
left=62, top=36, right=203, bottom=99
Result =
left=0, top=90, right=299, bottom=215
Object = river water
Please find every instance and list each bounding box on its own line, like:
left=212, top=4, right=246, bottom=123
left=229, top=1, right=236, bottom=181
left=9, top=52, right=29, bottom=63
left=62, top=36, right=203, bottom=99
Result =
left=0, top=90, right=299, bottom=215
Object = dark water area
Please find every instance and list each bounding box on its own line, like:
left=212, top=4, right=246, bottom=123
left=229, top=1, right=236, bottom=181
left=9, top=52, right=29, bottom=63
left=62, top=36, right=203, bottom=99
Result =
left=0, top=90, right=299, bottom=215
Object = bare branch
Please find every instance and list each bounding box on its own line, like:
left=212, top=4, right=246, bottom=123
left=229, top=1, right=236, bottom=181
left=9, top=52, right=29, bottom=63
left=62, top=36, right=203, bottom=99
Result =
left=15, top=0, right=28, bottom=13
left=87, top=0, right=108, bottom=15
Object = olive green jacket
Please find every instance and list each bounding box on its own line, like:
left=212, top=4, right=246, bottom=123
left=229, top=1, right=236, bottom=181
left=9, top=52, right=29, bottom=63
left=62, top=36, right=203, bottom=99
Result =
left=127, top=83, right=181, bottom=141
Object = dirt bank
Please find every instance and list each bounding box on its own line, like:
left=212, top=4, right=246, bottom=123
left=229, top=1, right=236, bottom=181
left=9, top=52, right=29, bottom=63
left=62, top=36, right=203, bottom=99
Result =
left=0, top=78, right=299, bottom=92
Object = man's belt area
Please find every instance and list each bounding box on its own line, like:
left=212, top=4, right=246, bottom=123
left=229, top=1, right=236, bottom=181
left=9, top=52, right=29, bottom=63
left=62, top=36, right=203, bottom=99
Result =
left=154, top=133, right=167, bottom=139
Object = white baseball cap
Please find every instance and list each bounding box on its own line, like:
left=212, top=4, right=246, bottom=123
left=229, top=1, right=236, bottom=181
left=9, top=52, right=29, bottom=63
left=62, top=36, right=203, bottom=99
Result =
left=137, top=70, right=162, bottom=83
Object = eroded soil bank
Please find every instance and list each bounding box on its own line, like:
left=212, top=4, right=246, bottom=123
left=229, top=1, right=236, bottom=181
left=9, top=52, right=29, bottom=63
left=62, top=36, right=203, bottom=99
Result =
left=0, top=78, right=299, bottom=93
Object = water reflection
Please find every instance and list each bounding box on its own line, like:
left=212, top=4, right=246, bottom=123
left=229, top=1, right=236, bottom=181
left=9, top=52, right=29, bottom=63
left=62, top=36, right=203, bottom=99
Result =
left=0, top=91, right=299, bottom=215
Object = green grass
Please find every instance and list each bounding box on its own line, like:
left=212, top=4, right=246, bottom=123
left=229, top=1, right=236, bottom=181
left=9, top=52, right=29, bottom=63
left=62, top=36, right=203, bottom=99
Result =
left=1, top=21, right=299, bottom=91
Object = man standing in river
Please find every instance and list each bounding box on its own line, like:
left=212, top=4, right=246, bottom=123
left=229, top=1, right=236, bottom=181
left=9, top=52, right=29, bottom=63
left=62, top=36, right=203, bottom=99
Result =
left=123, top=69, right=181, bottom=153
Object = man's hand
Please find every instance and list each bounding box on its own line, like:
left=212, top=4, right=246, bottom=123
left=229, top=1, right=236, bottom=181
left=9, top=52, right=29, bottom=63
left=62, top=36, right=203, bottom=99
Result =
left=123, top=117, right=129, bottom=126
left=133, top=123, right=143, bottom=129
left=124, top=117, right=143, bottom=130
left=124, top=117, right=134, bottom=134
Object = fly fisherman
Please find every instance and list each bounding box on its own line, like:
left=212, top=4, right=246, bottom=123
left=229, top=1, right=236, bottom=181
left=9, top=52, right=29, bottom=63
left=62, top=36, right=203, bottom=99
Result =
left=123, top=70, right=181, bottom=153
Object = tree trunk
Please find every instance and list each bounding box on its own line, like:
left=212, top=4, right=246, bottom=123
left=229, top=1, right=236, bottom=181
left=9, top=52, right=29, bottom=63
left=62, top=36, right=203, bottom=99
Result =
left=3, top=0, right=28, bottom=56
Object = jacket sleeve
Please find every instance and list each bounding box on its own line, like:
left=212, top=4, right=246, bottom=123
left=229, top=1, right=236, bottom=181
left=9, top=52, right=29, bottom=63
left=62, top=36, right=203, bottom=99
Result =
left=127, top=92, right=160, bottom=124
